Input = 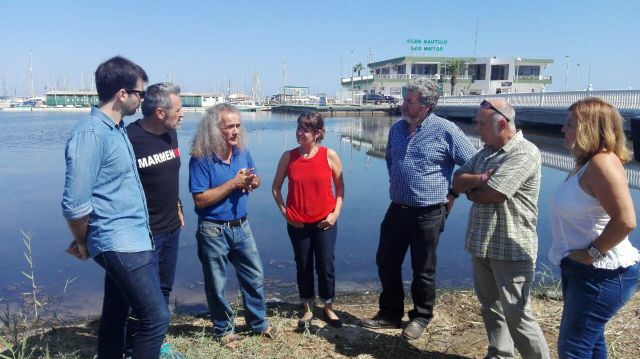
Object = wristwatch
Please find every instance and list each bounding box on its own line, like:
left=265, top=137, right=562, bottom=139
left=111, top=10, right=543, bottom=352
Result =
left=587, top=244, right=604, bottom=259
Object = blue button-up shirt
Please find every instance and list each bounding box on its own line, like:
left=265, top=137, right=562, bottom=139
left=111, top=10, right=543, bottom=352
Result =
left=61, top=107, right=152, bottom=257
left=386, top=113, right=476, bottom=207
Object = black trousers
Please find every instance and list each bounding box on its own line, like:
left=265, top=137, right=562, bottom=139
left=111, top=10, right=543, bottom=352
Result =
left=287, top=222, right=337, bottom=303
left=376, top=202, right=445, bottom=326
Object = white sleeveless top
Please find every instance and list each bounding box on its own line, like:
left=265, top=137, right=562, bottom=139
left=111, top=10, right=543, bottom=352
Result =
left=548, top=162, right=640, bottom=269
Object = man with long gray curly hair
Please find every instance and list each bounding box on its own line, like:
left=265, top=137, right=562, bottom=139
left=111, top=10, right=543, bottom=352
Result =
left=188, top=103, right=273, bottom=342
left=191, top=103, right=248, bottom=158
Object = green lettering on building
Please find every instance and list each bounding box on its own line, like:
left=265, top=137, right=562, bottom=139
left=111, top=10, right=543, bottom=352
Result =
left=407, top=38, right=448, bottom=52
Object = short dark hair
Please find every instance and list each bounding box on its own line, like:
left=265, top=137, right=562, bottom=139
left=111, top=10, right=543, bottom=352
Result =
left=95, top=56, right=148, bottom=102
left=297, top=112, right=325, bottom=143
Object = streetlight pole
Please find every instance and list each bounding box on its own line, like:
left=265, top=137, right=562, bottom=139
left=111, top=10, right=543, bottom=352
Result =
left=576, top=63, right=580, bottom=90
left=350, top=50, right=354, bottom=105
left=565, top=55, right=570, bottom=92
left=514, top=57, right=521, bottom=93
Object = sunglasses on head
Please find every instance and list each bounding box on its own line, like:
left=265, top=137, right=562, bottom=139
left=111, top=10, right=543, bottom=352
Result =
left=125, top=89, right=145, bottom=99
left=480, top=100, right=511, bottom=122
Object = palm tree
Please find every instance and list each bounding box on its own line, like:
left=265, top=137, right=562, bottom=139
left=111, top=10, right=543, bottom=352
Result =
left=353, top=63, right=364, bottom=77
left=445, top=59, right=468, bottom=95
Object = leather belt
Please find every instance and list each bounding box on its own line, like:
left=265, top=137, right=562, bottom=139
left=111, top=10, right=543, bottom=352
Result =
left=205, top=216, right=247, bottom=227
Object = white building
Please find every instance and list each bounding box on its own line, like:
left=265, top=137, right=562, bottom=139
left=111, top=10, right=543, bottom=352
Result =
left=341, top=56, right=553, bottom=97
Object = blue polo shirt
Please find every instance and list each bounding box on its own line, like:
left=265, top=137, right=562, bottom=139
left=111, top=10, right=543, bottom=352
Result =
left=386, top=113, right=476, bottom=207
left=189, top=148, right=255, bottom=220
left=61, top=107, right=152, bottom=257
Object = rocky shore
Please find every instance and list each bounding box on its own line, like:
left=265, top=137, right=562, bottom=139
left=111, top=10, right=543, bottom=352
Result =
left=2, top=290, right=639, bottom=358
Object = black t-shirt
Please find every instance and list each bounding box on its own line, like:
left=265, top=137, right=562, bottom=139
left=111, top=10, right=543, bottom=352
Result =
left=126, top=120, right=181, bottom=235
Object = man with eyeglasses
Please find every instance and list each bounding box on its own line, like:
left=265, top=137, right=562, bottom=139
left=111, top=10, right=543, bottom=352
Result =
left=124, top=82, right=185, bottom=356
left=62, top=56, right=170, bottom=358
left=360, top=78, right=476, bottom=340
left=452, top=99, right=549, bottom=358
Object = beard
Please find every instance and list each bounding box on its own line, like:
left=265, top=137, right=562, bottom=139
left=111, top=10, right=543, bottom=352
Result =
left=404, top=115, right=421, bottom=125
left=123, top=105, right=138, bottom=117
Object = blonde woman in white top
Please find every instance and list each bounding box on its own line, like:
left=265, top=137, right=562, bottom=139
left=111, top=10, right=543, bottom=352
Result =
left=549, top=97, right=640, bottom=359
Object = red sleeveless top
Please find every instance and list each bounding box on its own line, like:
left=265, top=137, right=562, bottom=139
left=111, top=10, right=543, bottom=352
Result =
left=286, top=146, right=336, bottom=223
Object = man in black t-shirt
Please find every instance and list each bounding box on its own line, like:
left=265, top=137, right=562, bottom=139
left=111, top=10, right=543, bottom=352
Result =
left=125, top=82, right=184, bottom=354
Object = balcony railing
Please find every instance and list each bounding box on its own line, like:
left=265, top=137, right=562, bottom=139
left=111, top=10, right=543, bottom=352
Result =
left=514, top=75, right=553, bottom=81
left=341, top=74, right=472, bottom=82
left=438, top=90, right=640, bottom=110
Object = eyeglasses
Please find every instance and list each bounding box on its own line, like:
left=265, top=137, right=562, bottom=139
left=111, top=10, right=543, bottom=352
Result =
left=125, top=89, right=145, bottom=99
left=480, top=100, right=511, bottom=122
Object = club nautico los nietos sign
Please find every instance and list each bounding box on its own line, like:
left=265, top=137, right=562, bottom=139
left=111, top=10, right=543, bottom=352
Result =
left=407, top=39, right=448, bottom=52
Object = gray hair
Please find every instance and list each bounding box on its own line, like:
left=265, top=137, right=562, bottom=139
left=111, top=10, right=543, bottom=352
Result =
left=406, top=77, right=440, bottom=111
left=489, top=101, right=517, bottom=131
left=190, top=103, right=247, bottom=158
left=141, top=82, right=181, bottom=116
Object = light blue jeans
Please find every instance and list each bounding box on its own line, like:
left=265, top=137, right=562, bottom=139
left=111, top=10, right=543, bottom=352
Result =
left=196, top=219, right=269, bottom=337
left=558, top=258, right=640, bottom=359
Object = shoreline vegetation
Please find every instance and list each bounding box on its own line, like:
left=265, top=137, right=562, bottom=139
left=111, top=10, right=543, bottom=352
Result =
left=2, top=289, right=638, bottom=359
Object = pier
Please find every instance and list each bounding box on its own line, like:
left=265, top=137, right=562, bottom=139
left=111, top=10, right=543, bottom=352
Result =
left=435, top=90, right=640, bottom=129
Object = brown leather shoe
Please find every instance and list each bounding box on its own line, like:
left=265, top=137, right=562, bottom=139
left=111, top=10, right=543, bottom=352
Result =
left=401, top=320, right=426, bottom=340
left=258, top=325, right=277, bottom=339
left=359, top=316, right=402, bottom=329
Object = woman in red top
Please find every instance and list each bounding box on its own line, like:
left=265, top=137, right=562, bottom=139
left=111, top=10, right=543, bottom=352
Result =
left=272, top=112, right=344, bottom=328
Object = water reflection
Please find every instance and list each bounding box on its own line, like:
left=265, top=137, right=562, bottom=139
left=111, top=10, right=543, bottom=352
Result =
left=1, top=111, right=639, bottom=318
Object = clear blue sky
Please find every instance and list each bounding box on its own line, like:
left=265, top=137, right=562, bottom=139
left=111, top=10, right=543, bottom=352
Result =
left=1, top=0, right=638, bottom=97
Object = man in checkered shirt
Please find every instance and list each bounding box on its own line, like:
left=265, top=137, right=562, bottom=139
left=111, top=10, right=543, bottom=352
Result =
left=360, top=78, right=476, bottom=340
left=452, top=99, right=549, bottom=359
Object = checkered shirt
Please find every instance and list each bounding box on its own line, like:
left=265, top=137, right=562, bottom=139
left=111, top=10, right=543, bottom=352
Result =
left=386, top=114, right=476, bottom=207
left=458, top=131, right=541, bottom=261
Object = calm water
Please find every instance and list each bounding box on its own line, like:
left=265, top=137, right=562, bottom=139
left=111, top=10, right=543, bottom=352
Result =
left=2, top=110, right=639, bottom=316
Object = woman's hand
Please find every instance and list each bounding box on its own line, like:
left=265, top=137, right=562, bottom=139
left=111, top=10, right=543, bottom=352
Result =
left=287, top=219, right=304, bottom=228
left=568, top=249, right=595, bottom=266
left=282, top=208, right=303, bottom=228
left=317, top=212, right=338, bottom=230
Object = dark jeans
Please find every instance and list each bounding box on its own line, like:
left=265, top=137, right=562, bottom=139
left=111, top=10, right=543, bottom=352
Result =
left=94, top=250, right=169, bottom=359
left=126, top=227, right=181, bottom=356
left=558, top=258, right=640, bottom=359
left=376, top=202, right=445, bottom=326
left=287, top=222, right=337, bottom=303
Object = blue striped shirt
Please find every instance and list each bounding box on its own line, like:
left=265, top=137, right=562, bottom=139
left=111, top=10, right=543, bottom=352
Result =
left=386, top=113, right=476, bottom=207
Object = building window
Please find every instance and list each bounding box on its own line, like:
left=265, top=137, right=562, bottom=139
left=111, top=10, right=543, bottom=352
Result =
left=517, top=65, right=540, bottom=77
left=469, top=64, right=486, bottom=80
left=397, top=64, right=406, bottom=74
left=380, top=67, right=390, bottom=75
left=411, top=64, right=438, bottom=75
left=491, top=65, right=508, bottom=80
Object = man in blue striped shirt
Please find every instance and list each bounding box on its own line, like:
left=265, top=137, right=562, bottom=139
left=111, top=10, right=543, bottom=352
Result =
left=360, top=78, right=476, bottom=340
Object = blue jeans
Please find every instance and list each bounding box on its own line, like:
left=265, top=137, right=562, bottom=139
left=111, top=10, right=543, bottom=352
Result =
left=558, top=258, right=640, bottom=359
left=287, top=222, right=337, bottom=303
left=196, top=219, right=269, bottom=337
left=94, top=250, right=169, bottom=359
left=376, top=203, right=445, bottom=326
left=125, top=227, right=181, bottom=356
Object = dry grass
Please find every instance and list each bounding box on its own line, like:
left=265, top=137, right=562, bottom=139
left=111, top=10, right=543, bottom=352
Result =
left=2, top=290, right=639, bottom=358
